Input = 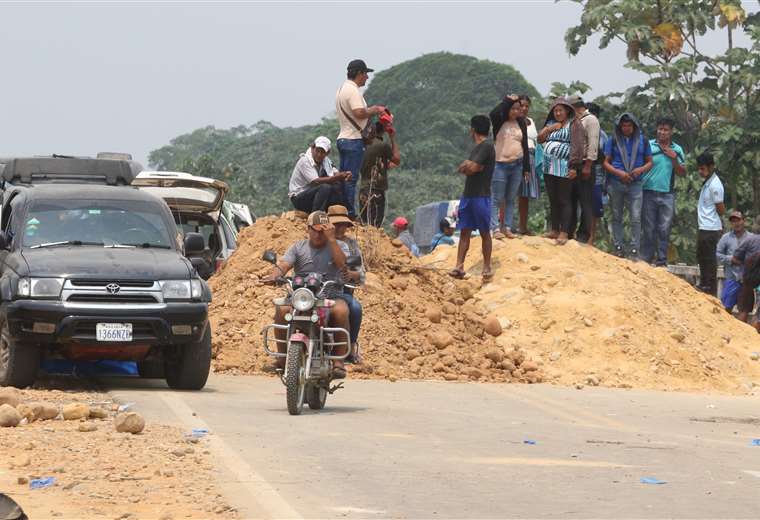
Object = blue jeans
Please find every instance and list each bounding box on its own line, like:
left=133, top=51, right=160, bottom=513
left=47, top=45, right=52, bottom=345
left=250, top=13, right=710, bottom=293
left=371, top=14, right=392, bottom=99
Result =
left=608, top=180, right=643, bottom=253
left=336, top=293, right=362, bottom=344
left=490, top=159, right=523, bottom=231
left=641, top=190, right=675, bottom=265
left=337, top=138, right=365, bottom=218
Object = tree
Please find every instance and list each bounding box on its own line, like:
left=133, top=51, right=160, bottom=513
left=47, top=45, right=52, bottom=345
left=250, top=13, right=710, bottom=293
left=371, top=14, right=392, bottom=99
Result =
left=565, top=0, right=760, bottom=261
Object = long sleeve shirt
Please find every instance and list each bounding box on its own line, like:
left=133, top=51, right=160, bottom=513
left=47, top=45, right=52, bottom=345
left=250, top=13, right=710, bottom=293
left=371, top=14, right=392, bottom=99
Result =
left=717, top=230, right=753, bottom=281
left=580, top=112, right=600, bottom=162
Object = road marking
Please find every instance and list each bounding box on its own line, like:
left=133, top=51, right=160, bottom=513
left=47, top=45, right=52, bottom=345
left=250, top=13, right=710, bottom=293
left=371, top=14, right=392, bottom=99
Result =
left=377, top=433, right=414, bottom=438
left=158, top=392, right=302, bottom=520
left=458, top=457, right=634, bottom=468
left=331, top=506, right=387, bottom=515
left=744, top=470, right=760, bottom=478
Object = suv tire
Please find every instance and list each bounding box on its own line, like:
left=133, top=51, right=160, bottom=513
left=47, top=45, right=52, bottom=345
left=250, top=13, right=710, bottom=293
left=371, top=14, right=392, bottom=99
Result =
left=164, top=325, right=211, bottom=390
left=137, top=360, right=165, bottom=379
left=0, top=321, right=39, bottom=388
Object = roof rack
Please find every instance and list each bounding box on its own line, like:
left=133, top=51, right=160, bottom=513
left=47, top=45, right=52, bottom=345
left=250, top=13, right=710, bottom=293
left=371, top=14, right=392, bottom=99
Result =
left=0, top=156, right=141, bottom=186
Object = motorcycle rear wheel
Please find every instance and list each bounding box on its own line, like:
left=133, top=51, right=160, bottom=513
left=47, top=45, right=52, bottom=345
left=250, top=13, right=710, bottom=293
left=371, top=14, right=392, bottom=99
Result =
left=285, top=342, right=306, bottom=415
left=306, top=384, right=328, bottom=410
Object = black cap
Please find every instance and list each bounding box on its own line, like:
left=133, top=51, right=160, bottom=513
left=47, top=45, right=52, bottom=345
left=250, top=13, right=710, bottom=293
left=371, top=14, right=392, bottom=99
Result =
left=347, top=59, right=374, bottom=73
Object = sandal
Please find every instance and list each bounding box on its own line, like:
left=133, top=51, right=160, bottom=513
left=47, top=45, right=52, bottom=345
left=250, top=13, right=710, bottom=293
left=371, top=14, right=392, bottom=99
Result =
left=543, top=231, right=559, bottom=239
left=504, top=229, right=517, bottom=239
left=493, top=231, right=507, bottom=240
left=448, top=268, right=466, bottom=279
left=482, top=270, right=494, bottom=283
left=332, top=365, right=347, bottom=379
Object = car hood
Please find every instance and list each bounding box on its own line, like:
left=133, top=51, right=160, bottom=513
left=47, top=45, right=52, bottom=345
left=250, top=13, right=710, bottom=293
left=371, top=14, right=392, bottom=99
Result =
left=20, top=246, right=192, bottom=280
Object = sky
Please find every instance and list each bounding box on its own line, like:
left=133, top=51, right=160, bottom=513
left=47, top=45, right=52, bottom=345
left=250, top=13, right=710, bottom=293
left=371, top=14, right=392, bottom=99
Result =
left=0, top=1, right=755, bottom=166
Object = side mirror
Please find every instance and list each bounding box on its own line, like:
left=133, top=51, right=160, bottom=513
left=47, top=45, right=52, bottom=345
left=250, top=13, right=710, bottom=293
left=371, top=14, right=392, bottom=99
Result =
left=184, top=232, right=205, bottom=254
left=262, top=250, right=277, bottom=265
left=0, top=231, right=9, bottom=250
left=346, top=255, right=362, bottom=269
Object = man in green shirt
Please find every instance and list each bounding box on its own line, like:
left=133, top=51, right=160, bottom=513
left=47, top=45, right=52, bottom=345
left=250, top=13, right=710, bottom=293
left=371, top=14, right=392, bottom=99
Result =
left=358, top=123, right=400, bottom=227
left=640, top=118, right=686, bottom=266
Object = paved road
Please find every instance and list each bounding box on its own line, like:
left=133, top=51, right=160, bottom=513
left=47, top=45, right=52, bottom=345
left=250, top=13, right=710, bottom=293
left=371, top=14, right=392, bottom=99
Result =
left=101, top=375, right=760, bottom=519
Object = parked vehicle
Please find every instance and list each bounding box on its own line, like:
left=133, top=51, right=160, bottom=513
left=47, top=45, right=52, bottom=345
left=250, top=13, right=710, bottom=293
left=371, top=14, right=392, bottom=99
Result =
left=133, top=171, right=232, bottom=279
left=222, top=201, right=255, bottom=236
left=261, top=250, right=360, bottom=415
left=0, top=156, right=213, bottom=389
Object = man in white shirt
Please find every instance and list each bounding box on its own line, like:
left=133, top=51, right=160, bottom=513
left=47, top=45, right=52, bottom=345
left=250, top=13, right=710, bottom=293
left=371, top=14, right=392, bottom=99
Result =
left=288, top=136, right=350, bottom=213
left=695, top=151, right=725, bottom=295
left=335, top=59, right=386, bottom=219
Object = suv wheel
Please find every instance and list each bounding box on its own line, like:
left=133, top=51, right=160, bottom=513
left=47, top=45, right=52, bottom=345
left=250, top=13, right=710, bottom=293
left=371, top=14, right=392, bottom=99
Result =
left=0, top=321, right=39, bottom=388
left=164, top=325, right=211, bottom=390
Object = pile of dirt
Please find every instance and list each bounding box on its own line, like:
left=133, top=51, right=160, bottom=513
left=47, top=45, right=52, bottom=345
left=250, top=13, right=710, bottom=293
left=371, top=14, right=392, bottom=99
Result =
left=209, top=212, right=542, bottom=384
left=210, top=214, right=760, bottom=393
left=0, top=384, right=236, bottom=519
left=425, top=235, right=760, bottom=394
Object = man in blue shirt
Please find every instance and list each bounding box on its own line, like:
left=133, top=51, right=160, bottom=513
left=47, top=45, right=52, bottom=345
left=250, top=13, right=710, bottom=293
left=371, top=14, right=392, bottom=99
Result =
left=603, top=113, right=653, bottom=259
left=640, top=118, right=686, bottom=266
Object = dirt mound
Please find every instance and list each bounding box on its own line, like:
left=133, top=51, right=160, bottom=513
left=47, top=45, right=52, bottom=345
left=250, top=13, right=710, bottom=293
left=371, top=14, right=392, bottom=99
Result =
left=425, top=235, right=760, bottom=393
left=209, top=213, right=541, bottom=383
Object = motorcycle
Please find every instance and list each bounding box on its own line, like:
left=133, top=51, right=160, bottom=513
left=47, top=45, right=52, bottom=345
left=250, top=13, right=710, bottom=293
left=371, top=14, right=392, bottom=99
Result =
left=261, top=250, right=360, bottom=415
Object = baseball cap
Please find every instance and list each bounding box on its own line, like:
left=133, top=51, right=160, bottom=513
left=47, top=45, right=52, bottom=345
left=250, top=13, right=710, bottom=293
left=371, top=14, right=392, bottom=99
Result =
left=347, top=59, right=374, bottom=73
left=728, top=210, right=744, bottom=221
left=327, top=205, right=353, bottom=226
left=307, top=211, right=330, bottom=230
left=392, top=216, right=409, bottom=229
left=567, top=94, right=584, bottom=107
left=314, top=136, right=331, bottom=152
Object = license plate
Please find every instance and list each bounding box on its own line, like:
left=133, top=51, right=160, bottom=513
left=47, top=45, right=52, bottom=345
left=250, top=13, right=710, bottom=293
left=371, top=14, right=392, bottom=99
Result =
left=96, top=323, right=133, bottom=342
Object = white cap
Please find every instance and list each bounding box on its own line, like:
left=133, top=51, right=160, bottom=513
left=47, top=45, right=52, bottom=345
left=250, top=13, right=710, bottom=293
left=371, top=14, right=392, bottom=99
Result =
left=314, top=136, right=331, bottom=152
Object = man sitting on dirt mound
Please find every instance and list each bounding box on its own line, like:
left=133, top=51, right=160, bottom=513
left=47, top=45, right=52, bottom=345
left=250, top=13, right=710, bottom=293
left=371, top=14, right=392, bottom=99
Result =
left=265, top=211, right=352, bottom=378
left=288, top=136, right=351, bottom=213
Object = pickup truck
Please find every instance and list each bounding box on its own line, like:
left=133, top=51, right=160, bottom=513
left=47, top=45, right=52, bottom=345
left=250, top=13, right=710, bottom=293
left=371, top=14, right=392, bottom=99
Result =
left=0, top=156, right=213, bottom=389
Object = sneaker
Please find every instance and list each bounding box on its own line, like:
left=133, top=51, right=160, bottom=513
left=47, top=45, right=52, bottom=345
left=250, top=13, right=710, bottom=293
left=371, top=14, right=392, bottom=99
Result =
left=629, top=249, right=640, bottom=261
left=614, top=245, right=625, bottom=258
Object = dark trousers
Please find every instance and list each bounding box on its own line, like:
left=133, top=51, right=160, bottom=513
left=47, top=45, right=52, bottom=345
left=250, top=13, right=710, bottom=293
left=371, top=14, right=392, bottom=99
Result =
left=697, top=229, right=721, bottom=296
left=544, top=174, right=574, bottom=234
left=359, top=189, right=386, bottom=227
left=571, top=172, right=595, bottom=242
left=290, top=183, right=344, bottom=213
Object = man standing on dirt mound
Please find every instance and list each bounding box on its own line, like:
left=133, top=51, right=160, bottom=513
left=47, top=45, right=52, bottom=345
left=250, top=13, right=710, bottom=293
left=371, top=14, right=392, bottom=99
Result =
left=449, top=115, right=495, bottom=283
left=336, top=59, right=387, bottom=219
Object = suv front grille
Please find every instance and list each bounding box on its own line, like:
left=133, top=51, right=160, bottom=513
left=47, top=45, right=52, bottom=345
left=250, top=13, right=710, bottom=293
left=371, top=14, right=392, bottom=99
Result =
left=66, top=294, right=158, bottom=304
left=69, top=279, right=155, bottom=288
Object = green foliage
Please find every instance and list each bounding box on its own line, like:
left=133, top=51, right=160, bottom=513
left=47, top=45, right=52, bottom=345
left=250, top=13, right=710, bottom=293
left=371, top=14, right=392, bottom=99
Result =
left=148, top=52, right=540, bottom=224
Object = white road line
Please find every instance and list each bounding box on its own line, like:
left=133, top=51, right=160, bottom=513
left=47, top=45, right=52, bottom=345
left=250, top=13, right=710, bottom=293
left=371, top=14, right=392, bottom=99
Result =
left=158, top=392, right=302, bottom=520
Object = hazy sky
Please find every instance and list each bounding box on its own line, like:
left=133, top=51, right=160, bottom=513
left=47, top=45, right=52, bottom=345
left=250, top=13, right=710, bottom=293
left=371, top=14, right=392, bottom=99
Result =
left=0, top=1, right=754, bottom=165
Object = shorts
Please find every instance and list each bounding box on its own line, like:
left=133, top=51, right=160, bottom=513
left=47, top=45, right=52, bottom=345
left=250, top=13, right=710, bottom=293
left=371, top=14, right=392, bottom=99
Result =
left=720, top=279, right=742, bottom=310
left=592, top=184, right=604, bottom=218
left=457, top=196, right=491, bottom=233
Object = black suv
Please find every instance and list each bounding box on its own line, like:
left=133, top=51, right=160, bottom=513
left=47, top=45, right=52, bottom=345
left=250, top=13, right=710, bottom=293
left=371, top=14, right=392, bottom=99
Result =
left=0, top=157, right=213, bottom=389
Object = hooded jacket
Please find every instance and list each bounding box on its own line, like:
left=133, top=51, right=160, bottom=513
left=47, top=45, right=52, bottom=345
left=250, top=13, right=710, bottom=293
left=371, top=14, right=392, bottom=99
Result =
left=608, top=112, right=650, bottom=175
left=489, top=97, right=531, bottom=173
left=543, top=97, right=586, bottom=169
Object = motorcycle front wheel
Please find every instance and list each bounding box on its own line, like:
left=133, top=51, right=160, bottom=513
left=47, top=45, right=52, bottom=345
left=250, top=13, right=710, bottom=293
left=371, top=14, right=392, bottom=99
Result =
left=306, top=384, right=328, bottom=410
left=285, top=342, right=307, bottom=415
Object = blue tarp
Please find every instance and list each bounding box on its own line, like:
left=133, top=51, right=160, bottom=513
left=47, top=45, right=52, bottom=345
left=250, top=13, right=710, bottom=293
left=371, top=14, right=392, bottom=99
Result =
left=41, top=359, right=138, bottom=377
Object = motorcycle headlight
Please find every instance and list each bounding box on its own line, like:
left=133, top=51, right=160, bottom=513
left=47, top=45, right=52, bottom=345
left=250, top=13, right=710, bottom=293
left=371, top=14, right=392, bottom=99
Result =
left=292, top=288, right=315, bottom=312
left=160, top=280, right=192, bottom=301
left=17, top=278, right=63, bottom=299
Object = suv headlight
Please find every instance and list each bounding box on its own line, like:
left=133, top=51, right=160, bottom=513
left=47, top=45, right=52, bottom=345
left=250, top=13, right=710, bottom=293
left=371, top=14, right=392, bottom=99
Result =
left=292, top=288, right=315, bottom=312
left=16, top=278, right=64, bottom=299
left=159, top=280, right=192, bottom=301
left=191, top=279, right=203, bottom=300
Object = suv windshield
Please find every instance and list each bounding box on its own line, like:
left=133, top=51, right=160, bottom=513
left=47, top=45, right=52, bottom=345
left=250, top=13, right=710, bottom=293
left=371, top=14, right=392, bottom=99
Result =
left=22, top=199, right=173, bottom=249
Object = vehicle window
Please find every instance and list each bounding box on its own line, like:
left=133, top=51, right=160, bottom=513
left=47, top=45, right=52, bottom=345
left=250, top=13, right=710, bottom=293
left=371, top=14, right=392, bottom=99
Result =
left=220, top=217, right=236, bottom=251
left=21, top=199, right=173, bottom=248
left=1, top=193, right=19, bottom=233
left=177, top=220, right=217, bottom=250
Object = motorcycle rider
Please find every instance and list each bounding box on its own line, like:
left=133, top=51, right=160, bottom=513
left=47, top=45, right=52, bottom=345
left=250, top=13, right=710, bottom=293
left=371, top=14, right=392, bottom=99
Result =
left=266, top=211, right=352, bottom=378
left=327, top=204, right=364, bottom=363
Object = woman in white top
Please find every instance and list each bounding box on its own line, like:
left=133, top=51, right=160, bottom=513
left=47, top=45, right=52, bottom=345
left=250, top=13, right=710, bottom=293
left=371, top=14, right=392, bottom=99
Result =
left=517, top=95, right=540, bottom=235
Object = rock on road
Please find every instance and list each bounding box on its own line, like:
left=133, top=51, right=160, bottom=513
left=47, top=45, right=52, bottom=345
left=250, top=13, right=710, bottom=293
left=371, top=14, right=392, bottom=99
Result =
left=102, top=374, right=760, bottom=519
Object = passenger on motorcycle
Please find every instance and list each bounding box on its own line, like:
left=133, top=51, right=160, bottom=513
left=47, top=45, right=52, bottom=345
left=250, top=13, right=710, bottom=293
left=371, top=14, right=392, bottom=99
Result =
left=327, top=205, right=364, bottom=363
left=266, top=211, right=352, bottom=378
